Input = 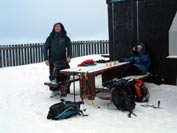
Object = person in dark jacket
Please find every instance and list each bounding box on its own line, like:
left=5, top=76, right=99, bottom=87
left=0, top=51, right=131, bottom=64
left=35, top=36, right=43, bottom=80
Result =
left=118, top=42, right=151, bottom=78
left=43, top=22, right=72, bottom=97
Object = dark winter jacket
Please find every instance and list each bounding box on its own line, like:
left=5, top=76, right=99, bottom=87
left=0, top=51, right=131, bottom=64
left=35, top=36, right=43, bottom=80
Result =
left=43, top=32, right=72, bottom=62
left=120, top=43, right=151, bottom=74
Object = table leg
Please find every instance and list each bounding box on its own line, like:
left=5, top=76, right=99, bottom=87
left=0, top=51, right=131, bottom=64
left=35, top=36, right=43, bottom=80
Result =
left=80, top=74, right=95, bottom=100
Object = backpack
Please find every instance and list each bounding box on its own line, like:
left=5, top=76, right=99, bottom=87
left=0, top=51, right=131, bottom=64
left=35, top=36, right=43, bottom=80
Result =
left=131, top=79, right=150, bottom=102
left=103, top=78, right=136, bottom=116
left=111, top=79, right=136, bottom=111
left=47, top=99, right=87, bottom=120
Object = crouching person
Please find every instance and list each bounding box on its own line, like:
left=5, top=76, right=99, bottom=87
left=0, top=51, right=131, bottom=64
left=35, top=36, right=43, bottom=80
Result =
left=43, top=22, right=72, bottom=97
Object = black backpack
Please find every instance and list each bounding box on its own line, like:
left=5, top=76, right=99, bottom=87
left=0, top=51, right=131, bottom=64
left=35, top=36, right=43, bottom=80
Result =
left=103, top=78, right=136, bottom=117
left=111, top=79, right=135, bottom=111
left=47, top=99, right=87, bottom=120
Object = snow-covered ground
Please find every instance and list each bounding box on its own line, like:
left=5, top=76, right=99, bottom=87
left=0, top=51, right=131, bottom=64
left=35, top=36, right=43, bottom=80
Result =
left=0, top=55, right=177, bottom=133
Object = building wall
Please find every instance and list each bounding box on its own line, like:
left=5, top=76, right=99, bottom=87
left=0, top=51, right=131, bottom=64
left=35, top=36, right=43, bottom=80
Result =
left=169, top=12, right=177, bottom=56
left=106, top=0, right=177, bottom=84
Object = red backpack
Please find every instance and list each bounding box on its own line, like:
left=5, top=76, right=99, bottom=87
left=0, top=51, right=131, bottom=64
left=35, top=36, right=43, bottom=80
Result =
left=132, top=79, right=150, bottom=102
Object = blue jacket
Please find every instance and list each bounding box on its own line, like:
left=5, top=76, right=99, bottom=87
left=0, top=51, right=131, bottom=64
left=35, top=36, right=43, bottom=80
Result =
left=121, top=43, right=151, bottom=74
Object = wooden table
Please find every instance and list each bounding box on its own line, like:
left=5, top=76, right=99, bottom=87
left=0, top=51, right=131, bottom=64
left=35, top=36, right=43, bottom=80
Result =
left=60, top=61, right=130, bottom=100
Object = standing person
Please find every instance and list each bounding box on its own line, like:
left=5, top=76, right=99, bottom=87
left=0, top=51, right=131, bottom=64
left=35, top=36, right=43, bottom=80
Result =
left=43, top=22, right=72, bottom=97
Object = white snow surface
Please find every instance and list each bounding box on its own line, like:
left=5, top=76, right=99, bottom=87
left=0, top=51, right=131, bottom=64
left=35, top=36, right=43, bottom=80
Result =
left=0, top=54, right=177, bottom=133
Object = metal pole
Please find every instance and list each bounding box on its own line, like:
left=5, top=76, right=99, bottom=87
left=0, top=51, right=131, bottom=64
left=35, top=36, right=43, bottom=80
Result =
left=112, top=3, right=115, bottom=60
left=136, top=0, right=139, bottom=43
left=73, top=74, right=76, bottom=103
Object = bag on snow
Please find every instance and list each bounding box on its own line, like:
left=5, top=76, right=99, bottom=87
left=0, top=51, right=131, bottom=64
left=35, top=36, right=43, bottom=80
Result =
left=111, top=79, right=136, bottom=112
left=103, top=78, right=136, bottom=112
left=47, top=99, right=87, bottom=120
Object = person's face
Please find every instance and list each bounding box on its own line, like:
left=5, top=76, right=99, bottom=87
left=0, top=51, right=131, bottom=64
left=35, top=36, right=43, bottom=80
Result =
left=54, top=24, right=62, bottom=32
left=137, top=46, right=143, bottom=52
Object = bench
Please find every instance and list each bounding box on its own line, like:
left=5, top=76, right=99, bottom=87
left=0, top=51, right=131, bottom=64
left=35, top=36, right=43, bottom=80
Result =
left=96, top=73, right=152, bottom=100
left=122, top=72, right=152, bottom=81
left=44, top=77, right=80, bottom=94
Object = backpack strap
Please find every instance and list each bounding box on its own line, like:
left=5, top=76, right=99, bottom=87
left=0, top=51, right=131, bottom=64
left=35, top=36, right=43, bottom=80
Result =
left=141, top=101, right=161, bottom=109
left=134, top=79, right=144, bottom=98
left=128, top=110, right=137, bottom=118
left=78, top=109, right=89, bottom=117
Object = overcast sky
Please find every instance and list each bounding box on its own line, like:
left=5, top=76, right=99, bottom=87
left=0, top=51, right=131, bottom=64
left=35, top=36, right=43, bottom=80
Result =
left=0, top=0, right=108, bottom=45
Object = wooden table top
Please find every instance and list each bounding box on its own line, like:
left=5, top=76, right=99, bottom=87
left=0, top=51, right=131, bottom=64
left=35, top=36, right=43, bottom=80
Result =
left=60, top=61, right=130, bottom=75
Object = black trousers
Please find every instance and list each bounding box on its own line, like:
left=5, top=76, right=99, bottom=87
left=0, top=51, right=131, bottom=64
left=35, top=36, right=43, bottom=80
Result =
left=48, top=60, right=70, bottom=91
left=49, top=60, right=70, bottom=81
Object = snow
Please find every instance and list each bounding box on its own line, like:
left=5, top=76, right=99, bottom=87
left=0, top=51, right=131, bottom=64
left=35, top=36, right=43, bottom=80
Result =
left=0, top=54, right=177, bottom=133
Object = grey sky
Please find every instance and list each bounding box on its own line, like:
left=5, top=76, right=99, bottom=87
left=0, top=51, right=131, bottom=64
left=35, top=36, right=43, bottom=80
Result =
left=0, top=0, right=108, bottom=45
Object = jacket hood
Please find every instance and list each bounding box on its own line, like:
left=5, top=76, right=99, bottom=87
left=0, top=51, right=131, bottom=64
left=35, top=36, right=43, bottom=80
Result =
left=50, top=22, right=67, bottom=37
left=136, top=42, right=147, bottom=54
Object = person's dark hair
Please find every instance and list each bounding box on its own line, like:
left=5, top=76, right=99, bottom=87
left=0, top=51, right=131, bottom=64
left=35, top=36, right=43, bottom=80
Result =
left=50, top=22, right=67, bottom=37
